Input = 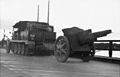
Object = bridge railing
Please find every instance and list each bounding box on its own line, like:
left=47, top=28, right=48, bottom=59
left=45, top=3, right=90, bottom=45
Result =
left=93, top=40, right=120, bottom=58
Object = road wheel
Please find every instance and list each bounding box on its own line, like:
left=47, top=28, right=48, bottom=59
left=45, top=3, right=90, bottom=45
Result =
left=19, top=44, right=22, bottom=55
left=16, top=44, right=19, bottom=55
left=11, top=43, right=14, bottom=53
left=54, top=36, right=70, bottom=63
left=19, top=44, right=23, bottom=55
left=24, top=45, right=29, bottom=56
left=17, top=44, right=21, bottom=55
left=6, top=43, right=10, bottom=53
left=21, top=44, right=25, bottom=55
left=13, top=43, right=18, bottom=54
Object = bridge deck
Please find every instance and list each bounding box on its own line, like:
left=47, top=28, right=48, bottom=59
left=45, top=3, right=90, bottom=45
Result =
left=0, top=48, right=120, bottom=77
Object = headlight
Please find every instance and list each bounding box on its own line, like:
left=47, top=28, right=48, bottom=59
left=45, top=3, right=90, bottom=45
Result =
left=47, top=27, right=52, bottom=32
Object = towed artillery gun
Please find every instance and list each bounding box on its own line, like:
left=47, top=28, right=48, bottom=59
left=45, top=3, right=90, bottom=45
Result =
left=54, top=27, right=112, bottom=62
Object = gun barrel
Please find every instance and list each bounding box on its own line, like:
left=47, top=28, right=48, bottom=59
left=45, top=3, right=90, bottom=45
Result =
left=93, top=30, right=112, bottom=38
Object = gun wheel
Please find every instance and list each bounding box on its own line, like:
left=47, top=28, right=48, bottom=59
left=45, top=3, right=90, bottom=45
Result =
left=54, top=36, right=70, bottom=63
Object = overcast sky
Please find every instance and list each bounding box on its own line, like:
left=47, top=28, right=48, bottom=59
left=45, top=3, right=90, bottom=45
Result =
left=0, top=0, right=120, bottom=40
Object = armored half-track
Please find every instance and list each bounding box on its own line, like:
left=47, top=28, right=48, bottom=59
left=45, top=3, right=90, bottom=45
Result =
left=7, top=21, right=56, bottom=56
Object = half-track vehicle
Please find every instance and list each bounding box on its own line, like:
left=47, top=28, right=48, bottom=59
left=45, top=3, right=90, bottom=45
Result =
left=7, top=21, right=56, bottom=56
left=54, top=27, right=111, bottom=62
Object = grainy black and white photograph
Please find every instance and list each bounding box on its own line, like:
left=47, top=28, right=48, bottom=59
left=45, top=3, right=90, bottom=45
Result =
left=0, top=0, right=120, bottom=77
